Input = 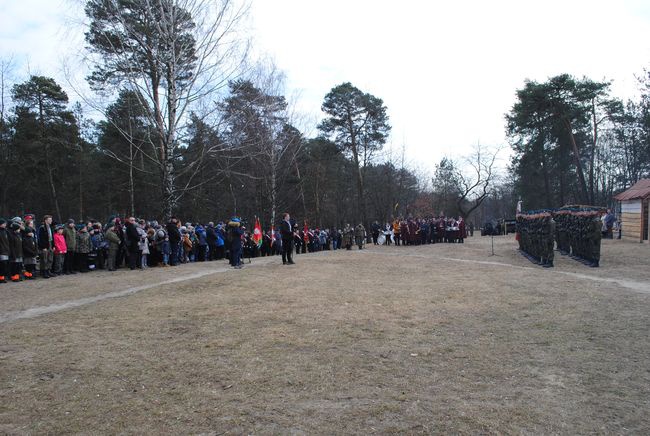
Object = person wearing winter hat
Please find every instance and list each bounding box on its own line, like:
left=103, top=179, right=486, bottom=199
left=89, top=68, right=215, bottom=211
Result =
left=76, top=225, right=92, bottom=273
left=104, top=223, right=120, bottom=271
left=63, top=219, right=78, bottom=274
left=181, top=227, right=192, bottom=263
left=53, top=225, right=67, bottom=275
left=124, top=217, right=140, bottom=270
left=166, top=217, right=181, bottom=266
left=0, top=219, right=9, bottom=283
left=37, top=215, right=54, bottom=279
left=227, top=217, right=244, bottom=268
left=21, top=217, right=38, bottom=280
left=8, top=221, right=24, bottom=282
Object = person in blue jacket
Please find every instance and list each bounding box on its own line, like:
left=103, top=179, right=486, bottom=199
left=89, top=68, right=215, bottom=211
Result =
left=216, top=222, right=226, bottom=260
left=195, top=224, right=208, bottom=262
left=227, top=218, right=244, bottom=269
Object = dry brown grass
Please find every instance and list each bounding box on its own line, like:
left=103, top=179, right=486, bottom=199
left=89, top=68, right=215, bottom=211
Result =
left=1, top=237, right=649, bottom=434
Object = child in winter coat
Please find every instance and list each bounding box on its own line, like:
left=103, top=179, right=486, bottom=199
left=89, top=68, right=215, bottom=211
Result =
left=8, top=221, right=24, bottom=282
left=53, top=225, right=67, bottom=275
left=0, top=219, right=10, bottom=283
left=138, top=225, right=150, bottom=269
left=155, top=228, right=170, bottom=266
left=76, top=227, right=92, bottom=272
left=21, top=217, right=38, bottom=279
left=181, top=229, right=192, bottom=263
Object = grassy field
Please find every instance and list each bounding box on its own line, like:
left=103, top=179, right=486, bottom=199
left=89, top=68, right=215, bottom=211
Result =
left=1, top=236, right=649, bottom=434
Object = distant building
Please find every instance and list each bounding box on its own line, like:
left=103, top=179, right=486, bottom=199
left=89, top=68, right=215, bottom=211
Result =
left=613, top=179, right=650, bottom=242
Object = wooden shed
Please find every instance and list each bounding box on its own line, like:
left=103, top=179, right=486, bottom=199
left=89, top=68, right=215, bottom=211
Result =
left=614, top=179, right=650, bottom=242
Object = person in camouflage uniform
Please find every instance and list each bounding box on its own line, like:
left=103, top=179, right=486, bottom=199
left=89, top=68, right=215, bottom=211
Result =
left=551, top=206, right=604, bottom=267
left=343, top=224, right=354, bottom=250
left=586, top=214, right=602, bottom=267
left=516, top=211, right=554, bottom=267
left=354, top=224, right=366, bottom=250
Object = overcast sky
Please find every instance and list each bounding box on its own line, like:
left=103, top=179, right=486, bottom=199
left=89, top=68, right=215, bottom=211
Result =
left=2, top=0, right=650, bottom=172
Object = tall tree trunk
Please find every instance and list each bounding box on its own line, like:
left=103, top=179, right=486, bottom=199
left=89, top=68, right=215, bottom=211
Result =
left=270, top=152, right=277, bottom=231
left=294, top=160, right=308, bottom=219
left=350, top=146, right=366, bottom=226
left=589, top=98, right=598, bottom=204
left=129, top=141, right=135, bottom=217
left=79, top=146, right=84, bottom=222
left=38, top=95, right=62, bottom=222
left=541, top=152, right=552, bottom=208
left=564, top=119, right=590, bottom=204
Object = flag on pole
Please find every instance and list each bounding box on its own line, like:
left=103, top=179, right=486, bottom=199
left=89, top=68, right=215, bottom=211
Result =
left=303, top=221, right=309, bottom=243
left=253, top=217, right=263, bottom=248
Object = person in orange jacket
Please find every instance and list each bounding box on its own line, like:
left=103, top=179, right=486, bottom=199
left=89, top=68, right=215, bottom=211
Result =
left=392, top=219, right=401, bottom=246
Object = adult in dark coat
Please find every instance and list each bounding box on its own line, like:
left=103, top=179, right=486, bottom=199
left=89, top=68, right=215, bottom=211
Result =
left=458, top=218, right=466, bottom=243
left=206, top=222, right=218, bottom=261
left=125, top=217, right=140, bottom=270
left=280, top=213, right=295, bottom=265
left=227, top=218, right=244, bottom=268
left=371, top=221, right=380, bottom=245
left=37, top=215, right=54, bottom=278
left=8, top=222, right=24, bottom=281
left=400, top=221, right=409, bottom=245
left=166, top=218, right=181, bottom=266
left=21, top=221, right=38, bottom=279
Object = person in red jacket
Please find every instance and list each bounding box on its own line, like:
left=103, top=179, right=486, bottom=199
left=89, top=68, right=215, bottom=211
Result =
left=53, top=225, right=68, bottom=275
left=458, top=217, right=466, bottom=244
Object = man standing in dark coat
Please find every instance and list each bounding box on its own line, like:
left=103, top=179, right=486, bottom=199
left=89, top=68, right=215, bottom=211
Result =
left=125, top=217, right=140, bottom=270
left=227, top=218, right=244, bottom=268
left=280, top=212, right=295, bottom=265
left=458, top=217, right=466, bottom=243
left=166, top=217, right=181, bottom=266
left=206, top=222, right=218, bottom=261
left=37, top=215, right=54, bottom=279
left=371, top=221, right=380, bottom=245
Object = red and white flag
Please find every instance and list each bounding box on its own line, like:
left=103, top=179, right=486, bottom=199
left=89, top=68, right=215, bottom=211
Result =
left=253, top=217, right=262, bottom=248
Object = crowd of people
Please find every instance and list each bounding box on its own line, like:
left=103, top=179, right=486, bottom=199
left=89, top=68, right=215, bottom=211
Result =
left=371, top=217, right=470, bottom=245
left=0, top=212, right=471, bottom=283
left=515, top=206, right=607, bottom=268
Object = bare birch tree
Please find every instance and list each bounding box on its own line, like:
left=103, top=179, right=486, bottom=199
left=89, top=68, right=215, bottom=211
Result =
left=83, top=0, right=249, bottom=219
left=454, top=143, right=503, bottom=219
left=220, top=62, right=303, bottom=228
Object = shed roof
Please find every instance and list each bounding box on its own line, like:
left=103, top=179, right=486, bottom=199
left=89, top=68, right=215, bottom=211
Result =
left=614, top=178, right=650, bottom=201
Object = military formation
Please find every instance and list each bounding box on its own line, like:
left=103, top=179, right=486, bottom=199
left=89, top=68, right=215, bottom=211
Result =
left=516, top=206, right=604, bottom=268
left=553, top=207, right=603, bottom=267
left=516, top=211, right=556, bottom=267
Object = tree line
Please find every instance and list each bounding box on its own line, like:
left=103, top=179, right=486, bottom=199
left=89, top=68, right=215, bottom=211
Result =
left=1, top=0, right=649, bottom=227
left=507, top=73, right=650, bottom=209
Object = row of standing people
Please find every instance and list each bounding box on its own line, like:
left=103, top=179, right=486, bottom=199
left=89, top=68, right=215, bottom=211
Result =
left=0, top=213, right=369, bottom=281
left=369, top=217, right=470, bottom=246
left=0, top=214, right=239, bottom=282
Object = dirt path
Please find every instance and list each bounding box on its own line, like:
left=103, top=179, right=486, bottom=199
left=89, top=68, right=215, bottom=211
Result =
left=372, top=251, right=650, bottom=294
left=0, top=258, right=279, bottom=324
